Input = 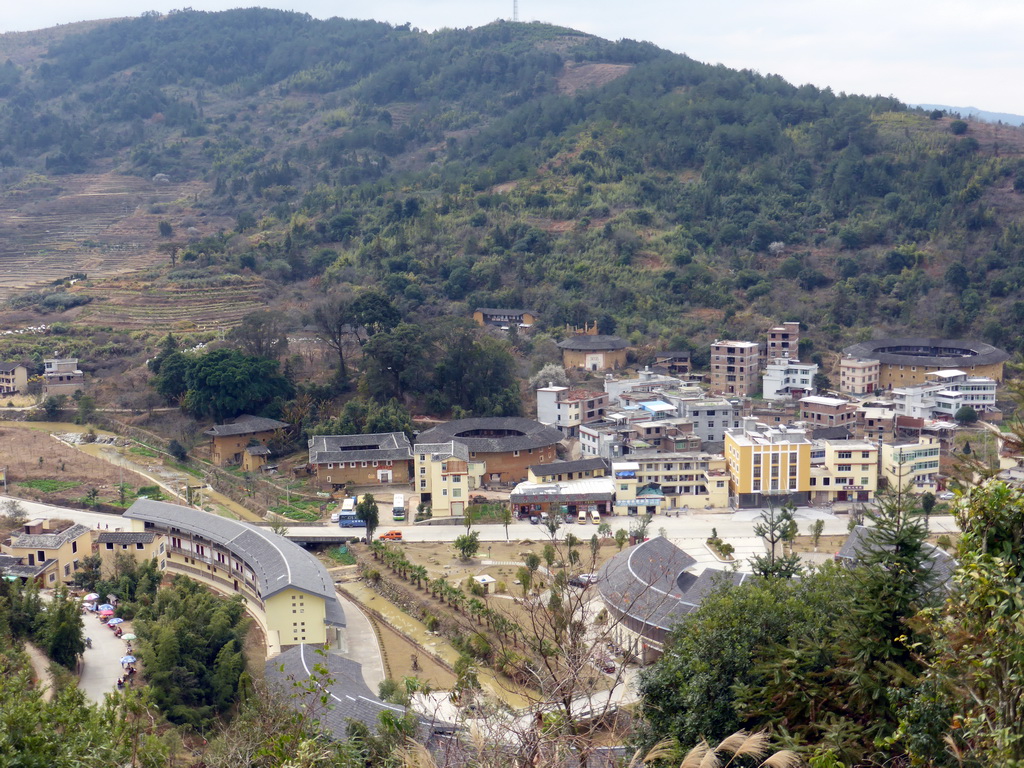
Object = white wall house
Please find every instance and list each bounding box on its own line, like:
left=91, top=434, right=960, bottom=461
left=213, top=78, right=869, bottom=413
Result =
left=762, top=358, right=818, bottom=401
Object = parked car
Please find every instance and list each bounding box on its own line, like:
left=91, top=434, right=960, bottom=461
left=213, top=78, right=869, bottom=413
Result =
left=938, top=491, right=955, bottom=500
left=568, top=573, right=598, bottom=588
left=529, top=515, right=539, bottom=524
left=378, top=530, right=403, bottom=541
left=329, top=512, right=340, bottom=523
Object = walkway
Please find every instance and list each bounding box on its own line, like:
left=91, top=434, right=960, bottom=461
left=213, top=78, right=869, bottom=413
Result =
left=80, top=609, right=135, bottom=703
left=333, top=589, right=385, bottom=691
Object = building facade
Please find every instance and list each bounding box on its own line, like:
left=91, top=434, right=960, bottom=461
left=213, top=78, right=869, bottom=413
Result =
left=767, top=321, right=800, bottom=360
left=414, top=441, right=485, bottom=517
left=724, top=419, right=812, bottom=508
left=710, top=340, right=759, bottom=396
left=890, top=370, right=997, bottom=420
left=535, top=386, right=609, bottom=438
left=0, top=363, right=28, bottom=395
left=808, top=440, right=879, bottom=504
left=1, top=519, right=92, bottom=586
left=42, top=357, right=84, bottom=396
left=472, top=308, right=538, bottom=327
left=839, top=357, right=881, bottom=395
left=881, top=437, right=942, bottom=492
left=205, top=415, right=288, bottom=467
left=762, top=358, right=818, bottom=401
left=557, top=335, right=629, bottom=371
left=307, top=432, right=414, bottom=489
left=800, top=396, right=858, bottom=429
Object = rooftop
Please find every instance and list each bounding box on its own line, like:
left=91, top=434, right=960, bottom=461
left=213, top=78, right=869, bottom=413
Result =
left=417, top=417, right=563, bottom=454
left=800, top=396, right=852, bottom=407
left=842, top=337, right=1009, bottom=368
left=96, top=532, right=156, bottom=545
left=9, top=522, right=91, bottom=550
left=124, top=499, right=344, bottom=625
left=205, top=414, right=289, bottom=438
left=529, top=457, right=611, bottom=476
left=308, top=432, right=413, bottom=464
left=557, top=335, right=629, bottom=351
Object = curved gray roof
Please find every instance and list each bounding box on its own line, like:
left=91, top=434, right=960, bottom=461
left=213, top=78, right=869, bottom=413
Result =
left=124, top=499, right=344, bottom=627
left=308, top=432, right=412, bottom=464
left=417, top=417, right=563, bottom=454
left=205, top=414, right=289, bottom=437
left=557, top=335, right=629, bottom=351
left=597, top=537, right=746, bottom=632
left=843, top=337, right=1009, bottom=368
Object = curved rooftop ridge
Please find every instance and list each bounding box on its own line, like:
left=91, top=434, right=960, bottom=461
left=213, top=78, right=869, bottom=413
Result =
left=417, top=416, right=563, bottom=453
left=124, top=499, right=342, bottom=623
left=843, top=337, right=1009, bottom=367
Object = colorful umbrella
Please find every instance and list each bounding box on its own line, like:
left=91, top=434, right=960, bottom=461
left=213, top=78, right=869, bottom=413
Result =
left=107, top=617, right=125, bottom=625
left=84, top=593, right=100, bottom=601
left=99, top=609, right=114, bottom=616
left=120, top=655, right=137, bottom=664
left=121, top=633, right=137, bottom=641
left=97, top=603, right=114, bottom=611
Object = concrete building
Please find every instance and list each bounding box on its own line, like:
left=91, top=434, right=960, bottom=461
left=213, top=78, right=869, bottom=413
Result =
left=881, top=437, right=942, bottom=492
left=205, top=415, right=289, bottom=467
left=623, top=450, right=730, bottom=511
left=414, top=441, right=485, bottom=517
left=42, top=357, right=84, bottom=396
left=0, top=362, right=28, bottom=395
left=724, top=419, right=812, bottom=508
left=839, top=357, right=881, bottom=395
left=124, top=499, right=345, bottom=651
left=857, top=406, right=896, bottom=441
left=307, top=432, right=414, bottom=490
left=557, top=335, right=629, bottom=371
left=669, top=397, right=742, bottom=445
left=710, top=340, right=759, bottom=396
left=762, top=358, right=818, bottom=401
left=510, top=475, right=615, bottom=519
left=416, top=417, right=562, bottom=484
left=890, top=370, right=998, bottom=420
left=0, top=518, right=92, bottom=586
left=767, top=321, right=800, bottom=360
left=652, top=351, right=692, bottom=376
left=527, top=457, right=611, bottom=484
left=472, top=308, right=538, bottom=328
left=808, top=440, right=879, bottom=504
left=604, top=368, right=689, bottom=405
left=800, top=396, right=858, bottom=429
left=536, top=385, right=608, bottom=438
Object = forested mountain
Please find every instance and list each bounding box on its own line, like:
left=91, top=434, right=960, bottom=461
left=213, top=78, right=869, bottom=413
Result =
left=3, top=9, right=1024, bottom=357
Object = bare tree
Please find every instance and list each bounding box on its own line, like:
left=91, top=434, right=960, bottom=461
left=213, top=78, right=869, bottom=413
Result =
left=312, top=295, right=358, bottom=381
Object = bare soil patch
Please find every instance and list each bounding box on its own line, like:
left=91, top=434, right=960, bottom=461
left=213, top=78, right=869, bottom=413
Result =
left=557, top=63, right=632, bottom=95
left=0, top=422, right=151, bottom=508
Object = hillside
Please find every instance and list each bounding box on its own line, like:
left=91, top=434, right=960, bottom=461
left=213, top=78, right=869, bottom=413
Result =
left=2, top=9, right=1024, bottom=374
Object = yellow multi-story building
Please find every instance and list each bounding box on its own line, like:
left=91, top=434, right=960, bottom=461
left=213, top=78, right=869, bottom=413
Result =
left=96, top=531, right=161, bottom=577
left=881, top=437, right=942, bottom=492
left=0, top=519, right=93, bottom=586
left=414, top=441, right=486, bottom=517
left=724, top=419, right=812, bottom=508
left=124, top=499, right=344, bottom=654
left=809, top=440, right=879, bottom=504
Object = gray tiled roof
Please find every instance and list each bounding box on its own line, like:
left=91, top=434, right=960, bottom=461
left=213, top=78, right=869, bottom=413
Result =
left=97, top=532, right=156, bottom=545
left=556, top=335, right=629, bottom=351
left=474, top=307, right=534, bottom=317
left=843, top=337, right=1009, bottom=367
left=124, top=499, right=345, bottom=626
left=836, top=525, right=958, bottom=586
left=529, top=458, right=611, bottom=476
left=0, top=553, right=52, bottom=578
left=308, top=432, right=413, bottom=465
left=204, top=414, right=289, bottom=437
left=597, top=537, right=746, bottom=632
left=0, top=362, right=26, bottom=373
left=10, top=523, right=91, bottom=550
left=266, top=645, right=452, bottom=736
left=414, top=441, right=470, bottom=461
left=416, top=417, right=563, bottom=454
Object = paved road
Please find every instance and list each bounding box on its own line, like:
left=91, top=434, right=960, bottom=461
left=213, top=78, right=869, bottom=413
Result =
left=333, top=591, right=385, bottom=691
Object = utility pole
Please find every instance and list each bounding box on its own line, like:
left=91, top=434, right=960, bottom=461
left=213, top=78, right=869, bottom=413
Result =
left=513, top=0, right=519, bottom=22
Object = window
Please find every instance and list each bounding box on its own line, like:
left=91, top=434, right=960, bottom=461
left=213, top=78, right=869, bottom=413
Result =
left=420, top=479, right=427, bottom=490
left=72, top=541, right=78, bottom=554
left=452, top=489, right=462, bottom=498
left=136, top=542, right=145, bottom=550
left=838, top=464, right=851, bottom=472
left=513, top=450, right=520, bottom=457
left=837, top=451, right=852, bottom=459
left=105, top=542, right=114, bottom=550
left=442, top=489, right=448, bottom=497
left=361, top=461, right=368, bottom=467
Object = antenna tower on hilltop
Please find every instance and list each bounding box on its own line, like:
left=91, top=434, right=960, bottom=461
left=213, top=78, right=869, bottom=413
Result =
left=513, top=0, right=519, bottom=22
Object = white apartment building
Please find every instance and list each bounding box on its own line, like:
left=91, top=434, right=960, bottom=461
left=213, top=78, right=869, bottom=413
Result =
left=890, top=369, right=997, bottom=420
left=536, top=385, right=609, bottom=438
left=881, top=437, right=942, bottom=492
left=762, top=358, right=818, bottom=401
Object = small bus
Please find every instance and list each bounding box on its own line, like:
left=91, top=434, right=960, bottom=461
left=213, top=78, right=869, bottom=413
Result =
left=578, top=509, right=588, bottom=524
left=392, top=494, right=406, bottom=521
left=590, top=509, right=601, bottom=524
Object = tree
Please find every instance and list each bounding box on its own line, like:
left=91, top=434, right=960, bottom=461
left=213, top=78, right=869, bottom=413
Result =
left=528, top=363, right=569, bottom=389
left=228, top=310, right=289, bottom=360
left=158, top=220, right=173, bottom=237
left=167, top=439, right=188, bottom=461
left=356, top=493, right=380, bottom=541
left=501, top=506, right=513, bottom=541
left=42, top=586, right=85, bottom=668
left=312, top=294, right=357, bottom=382
left=614, top=528, right=628, bottom=551
left=810, top=518, right=824, bottom=550
left=359, top=323, right=433, bottom=403
left=453, top=531, right=480, bottom=560
left=182, top=348, right=294, bottom=422
left=920, top=490, right=936, bottom=517
left=41, top=394, right=66, bottom=420
left=351, top=289, right=401, bottom=338
left=955, top=405, right=978, bottom=425
left=750, top=502, right=801, bottom=578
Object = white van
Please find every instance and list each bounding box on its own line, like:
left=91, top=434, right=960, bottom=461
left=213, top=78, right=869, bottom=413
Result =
left=577, top=509, right=588, bottom=524
left=590, top=509, right=601, bottom=524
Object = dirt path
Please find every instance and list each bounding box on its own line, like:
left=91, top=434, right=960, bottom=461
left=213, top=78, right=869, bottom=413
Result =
left=23, top=642, right=54, bottom=702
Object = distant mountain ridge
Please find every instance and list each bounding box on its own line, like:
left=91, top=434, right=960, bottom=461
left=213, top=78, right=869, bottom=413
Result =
left=914, top=104, right=1024, bottom=126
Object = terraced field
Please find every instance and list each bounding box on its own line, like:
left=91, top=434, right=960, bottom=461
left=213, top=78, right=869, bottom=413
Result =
left=0, top=172, right=223, bottom=302
left=74, top=278, right=267, bottom=331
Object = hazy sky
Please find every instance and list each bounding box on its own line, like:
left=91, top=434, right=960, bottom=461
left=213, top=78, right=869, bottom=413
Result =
left=4, top=0, right=1022, bottom=115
